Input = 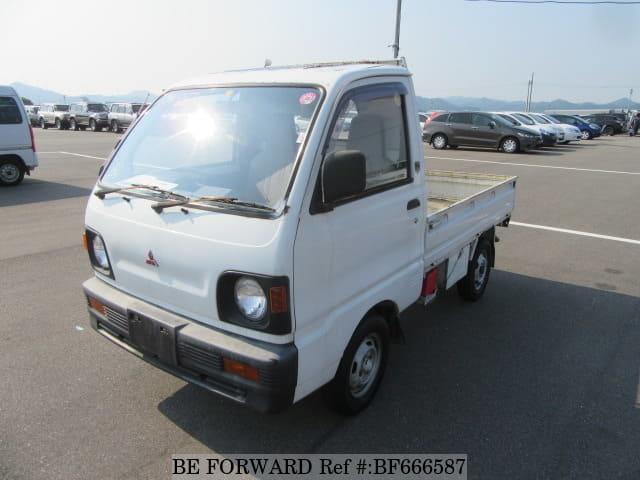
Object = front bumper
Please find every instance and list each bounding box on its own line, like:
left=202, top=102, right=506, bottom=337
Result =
left=83, top=277, right=297, bottom=413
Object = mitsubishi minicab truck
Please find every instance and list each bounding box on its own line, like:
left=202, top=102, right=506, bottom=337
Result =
left=82, top=60, right=517, bottom=414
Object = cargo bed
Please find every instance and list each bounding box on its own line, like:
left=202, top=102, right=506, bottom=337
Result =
left=424, top=170, right=517, bottom=270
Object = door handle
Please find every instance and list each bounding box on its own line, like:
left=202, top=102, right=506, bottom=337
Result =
left=471, top=126, right=479, bottom=130
left=407, top=198, right=421, bottom=210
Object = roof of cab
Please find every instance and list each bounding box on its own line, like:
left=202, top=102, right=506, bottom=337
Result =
left=0, top=85, right=19, bottom=96
left=167, top=60, right=411, bottom=92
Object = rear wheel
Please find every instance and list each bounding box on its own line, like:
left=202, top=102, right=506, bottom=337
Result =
left=457, top=239, right=491, bottom=301
left=603, top=125, right=614, bottom=136
left=0, top=159, right=25, bottom=186
left=89, top=119, right=101, bottom=132
left=55, top=118, right=61, bottom=129
left=111, top=120, right=120, bottom=133
left=581, top=130, right=592, bottom=140
left=324, top=313, right=389, bottom=415
left=40, top=118, right=48, bottom=129
left=432, top=133, right=448, bottom=150
left=500, top=136, right=519, bottom=154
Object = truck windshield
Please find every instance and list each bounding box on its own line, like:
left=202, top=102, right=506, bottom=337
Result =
left=101, top=86, right=321, bottom=213
left=55, top=105, right=69, bottom=111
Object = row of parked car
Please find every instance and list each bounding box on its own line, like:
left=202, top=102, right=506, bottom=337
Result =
left=23, top=102, right=148, bottom=133
left=419, top=111, right=609, bottom=153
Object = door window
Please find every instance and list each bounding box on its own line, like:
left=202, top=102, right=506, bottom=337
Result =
left=449, top=112, right=472, bottom=124
left=472, top=113, right=493, bottom=127
left=324, top=83, right=410, bottom=193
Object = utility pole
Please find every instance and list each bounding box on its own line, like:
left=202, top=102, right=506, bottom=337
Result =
left=525, top=72, right=534, bottom=112
left=393, top=0, right=402, bottom=59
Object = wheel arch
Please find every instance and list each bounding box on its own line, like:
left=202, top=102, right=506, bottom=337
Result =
left=0, top=154, right=27, bottom=172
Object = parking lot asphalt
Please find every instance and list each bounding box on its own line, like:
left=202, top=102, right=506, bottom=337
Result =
left=1, top=129, right=639, bottom=480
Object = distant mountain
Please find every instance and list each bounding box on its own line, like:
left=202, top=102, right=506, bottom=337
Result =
left=10, top=82, right=638, bottom=113
left=11, top=82, right=156, bottom=105
left=416, top=95, right=640, bottom=113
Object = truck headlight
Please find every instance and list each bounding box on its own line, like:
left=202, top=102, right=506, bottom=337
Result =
left=84, top=229, right=114, bottom=278
left=234, top=277, right=267, bottom=323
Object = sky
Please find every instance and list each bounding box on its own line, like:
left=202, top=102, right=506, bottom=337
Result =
left=1, top=0, right=638, bottom=103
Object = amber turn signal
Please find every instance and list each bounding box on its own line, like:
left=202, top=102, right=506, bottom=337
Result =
left=88, top=297, right=106, bottom=315
left=269, top=286, right=288, bottom=314
left=223, top=358, right=260, bottom=382
left=82, top=232, right=89, bottom=250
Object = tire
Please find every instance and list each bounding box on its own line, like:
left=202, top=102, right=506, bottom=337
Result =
left=581, top=130, right=592, bottom=140
left=324, top=313, right=389, bottom=415
left=431, top=133, right=448, bottom=150
left=500, top=136, right=519, bottom=154
left=111, top=120, right=120, bottom=133
left=40, top=118, right=48, bottom=129
left=457, top=239, right=492, bottom=302
left=55, top=118, right=61, bottom=129
left=70, top=119, right=78, bottom=131
left=603, top=125, right=614, bottom=136
left=0, top=159, right=25, bottom=186
left=89, top=119, right=101, bottom=132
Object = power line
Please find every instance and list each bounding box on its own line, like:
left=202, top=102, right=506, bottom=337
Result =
left=466, top=1, right=640, bottom=4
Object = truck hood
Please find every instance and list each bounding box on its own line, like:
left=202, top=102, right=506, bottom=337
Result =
left=85, top=194, right=292, bottom=335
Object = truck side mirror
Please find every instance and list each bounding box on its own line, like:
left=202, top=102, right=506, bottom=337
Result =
left=322, top=150, right=366, bottom=205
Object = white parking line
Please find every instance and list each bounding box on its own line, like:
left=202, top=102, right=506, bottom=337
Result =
left=511, top=222, right=640, bottom=246
left=59, top=151, right=106, bottom=160
left=425, top=156, right=640, bottom=176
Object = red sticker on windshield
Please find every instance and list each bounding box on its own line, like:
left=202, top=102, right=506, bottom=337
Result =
left=299, top=92, right=317, bottom=105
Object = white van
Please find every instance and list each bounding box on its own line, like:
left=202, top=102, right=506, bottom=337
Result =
left=0, top=86, right=38, bottom=186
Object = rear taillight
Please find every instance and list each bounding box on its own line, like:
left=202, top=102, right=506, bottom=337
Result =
left=29, top=125, right=36, bottom=152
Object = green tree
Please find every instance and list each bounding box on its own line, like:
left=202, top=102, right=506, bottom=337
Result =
left=21, top=97, right=33, bottom=105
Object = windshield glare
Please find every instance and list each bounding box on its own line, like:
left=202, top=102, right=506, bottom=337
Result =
left=101, top=86, right=321, bottom=212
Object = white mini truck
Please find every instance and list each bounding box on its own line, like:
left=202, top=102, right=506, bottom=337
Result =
left=83, top=61, right=517, bottom=414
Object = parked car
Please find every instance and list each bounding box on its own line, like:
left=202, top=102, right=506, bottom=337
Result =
left=513, top=112, right=564, bottom=143
left=547, top=114, right=601, bottom=140
left=538, top=114, right=581, bottom=143
left=0, top=86, right=38, bottom=185
left=24, top=105, right=40, bottom=126
left=108, top=103, right=147, bottom=133
left=423, top=111, right=542, bottom=153
left=38, top=103, right=70, bottom=129
left=68, top=102, right=109, bottom=132
left=580, top=114, right=624, bottom=136
left=499, top=112, right=558, bottom=147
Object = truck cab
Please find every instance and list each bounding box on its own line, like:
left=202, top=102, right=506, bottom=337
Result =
left=83, top=61, right=516, bottom=414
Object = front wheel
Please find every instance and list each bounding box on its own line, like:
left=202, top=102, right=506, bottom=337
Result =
left=0, top=159, right=25, bottom=186
left=603, top=125, right=614, bottom=136
left=89, top=119, right=101, bottom=132
left=581, top=130, right=592, bottom=140
left=457, top=239, right=491, bottom=301
left=324, top=314, right=389, bottom=415
left=500, top=136, right=519, bottom=154
left=40, top=118, right=48, bottom=129
left=431, top=133, right=448, bottom=150
left=111, top=120, right=120, bottom=133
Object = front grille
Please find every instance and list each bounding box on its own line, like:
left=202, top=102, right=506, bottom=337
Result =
left=104, top=306, right=129, bottom=335
left=177, top=341, right=223, bottom=375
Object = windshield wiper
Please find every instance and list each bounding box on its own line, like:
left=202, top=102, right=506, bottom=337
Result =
left=152, top=196, right=275, bottom=213
left=94, top=184, right=188, bottom=201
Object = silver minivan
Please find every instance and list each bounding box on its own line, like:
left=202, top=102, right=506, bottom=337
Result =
left=0, top=86, right=38, bottom=185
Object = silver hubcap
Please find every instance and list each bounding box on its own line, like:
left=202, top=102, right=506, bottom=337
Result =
left=503, top=139, right=517, bottom=153
left=0, top=163, right=20, bottom=183
left=473, top=252, right=488, bottom=290
left=581, top=131, right=589, bottom=140
left=433, top=136, right=446, bottom=149
left=349, top=333, right=382, bottom=398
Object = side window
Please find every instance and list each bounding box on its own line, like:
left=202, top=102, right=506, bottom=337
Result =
left=431, top=113, right=449, bottom=123
left=0, top=97, right=21, bottom=124
left=325, top=83, right=410, bottom=193
left=472, top=113, right=493, bottom=127
left=449, top=112, right=472, bottom=124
